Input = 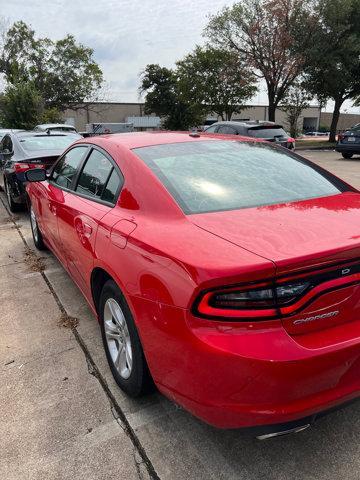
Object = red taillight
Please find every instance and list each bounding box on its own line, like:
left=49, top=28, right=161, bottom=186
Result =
left=338, top=133, right=344, bottom=141
left=14, top=163, right=31, bottom=173
left=193, top=262, right=360, bottom=321
left=14, top=162, right=46, bottom=174
left=14, top=157, right=57, bottom=174
left=194, top=281, right=310, bottom=320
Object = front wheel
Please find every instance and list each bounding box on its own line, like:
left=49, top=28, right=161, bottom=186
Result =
left=342, top=152, right=353, bottom=159
left=99, top=280, right=153, bottom=397
left=30, top=204, right=46, bottom=250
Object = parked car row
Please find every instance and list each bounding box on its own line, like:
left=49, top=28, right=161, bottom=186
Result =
left=0, top=129, right=81, bottom=211
left=20, top=131, right=360, bottom=437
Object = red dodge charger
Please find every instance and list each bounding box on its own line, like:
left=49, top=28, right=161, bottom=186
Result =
left=26, top=132, right=360, bottom=437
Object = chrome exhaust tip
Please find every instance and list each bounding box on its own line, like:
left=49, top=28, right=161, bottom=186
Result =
left=256, top=423, right=311, bottom=440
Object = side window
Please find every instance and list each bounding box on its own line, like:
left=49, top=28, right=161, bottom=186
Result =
left=204, top=125, right=218, bottom=133
left=217, top=125, right=238, bottom=135
left=101, top=169, right=122, bottom=203
left=76, top=149, right=115, bottom=200
left=52, top=146, right=88, bottom=188
left=1, top=135, right=13, bottom=153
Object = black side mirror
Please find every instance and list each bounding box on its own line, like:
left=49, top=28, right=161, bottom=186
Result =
left=25, top=168, right=47, bottom=182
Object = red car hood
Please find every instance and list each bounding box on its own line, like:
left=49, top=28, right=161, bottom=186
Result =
left=190, top=192, right=360, bottom=275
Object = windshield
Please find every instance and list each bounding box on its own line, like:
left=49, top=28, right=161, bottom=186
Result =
left=247, top=128, right=287, bottom=138
left=18, top=135, right=77, bottom=151
left=133, top=141, right=342, bottom=214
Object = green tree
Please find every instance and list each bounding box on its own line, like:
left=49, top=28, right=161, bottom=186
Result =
left=205, top=0, right=315, bottom=121
left=177, top=46, right=257, bottom=121
left=279, top=82, right=311, bottom=137
left=140, top=64, right=203, bottom=130
left=303, top=0, right=360, bottom=142
left=1, top=82, right=43, bottom=129
left=0, top=21, right=103, bottom=111
left=40, top=107, right=63, bottom=124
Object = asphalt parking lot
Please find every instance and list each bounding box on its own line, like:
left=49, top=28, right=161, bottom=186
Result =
left=1, top=150, right=359, bottom=480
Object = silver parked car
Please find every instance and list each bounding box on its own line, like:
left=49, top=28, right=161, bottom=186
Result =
left=34, top=123, right=78, bottom=134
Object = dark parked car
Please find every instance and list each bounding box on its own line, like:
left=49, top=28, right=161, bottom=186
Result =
left=0, top=130, right=81, bottom=211
left=204, top=121, right=295, bottom=149
left=336, top=124, right=360, bottom=158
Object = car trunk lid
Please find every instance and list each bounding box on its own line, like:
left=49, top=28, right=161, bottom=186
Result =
left=190, top=192, right=360, bottom=334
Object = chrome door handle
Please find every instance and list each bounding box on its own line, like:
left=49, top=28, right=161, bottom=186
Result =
left=48, top=203, right=57, bottom=216
left=83, top=223, right=92, bottom=237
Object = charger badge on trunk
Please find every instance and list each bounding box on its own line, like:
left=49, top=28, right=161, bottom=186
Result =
left=293, top=310, right=339, bottom=326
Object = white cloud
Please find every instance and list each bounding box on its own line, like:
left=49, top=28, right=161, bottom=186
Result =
left=2, top=0, right=236, bottom=101
left=2, top=0, right=359, bottom=113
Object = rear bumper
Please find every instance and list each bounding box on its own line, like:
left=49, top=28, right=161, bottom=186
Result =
left=132, top=296, right=360, bottom=429
left=236, top=397, right=359, bottom=437
left=335, top=143, right=360, bottom=154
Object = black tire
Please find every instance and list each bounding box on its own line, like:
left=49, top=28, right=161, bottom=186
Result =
left=4, top=180, right=20, bottom=213
left=99, top=280, right=153, bottom=397
left=30, top=204, right=47, bottom=250
left=342, top=152, right=353, bottom=159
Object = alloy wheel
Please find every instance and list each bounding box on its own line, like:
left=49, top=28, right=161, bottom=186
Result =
left=30, top=206, right=39, bottom=243
left=5, top=182, right=12, bottom=206
left=104, top=298, right=133, bottom=379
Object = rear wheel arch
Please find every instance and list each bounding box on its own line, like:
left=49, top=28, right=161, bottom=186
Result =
left=91, top=267, right=132, bottom=313
left=91, top=267, right=113, bottom=315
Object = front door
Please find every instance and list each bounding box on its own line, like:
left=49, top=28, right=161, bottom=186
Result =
left=41, top=145, right=89, bottom=262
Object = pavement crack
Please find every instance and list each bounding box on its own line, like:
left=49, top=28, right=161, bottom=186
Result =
left=133, top=449, right=151, bottom=480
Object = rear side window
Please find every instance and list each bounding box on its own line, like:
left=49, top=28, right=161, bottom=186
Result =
left=217, top=125, right=238, bottom=135
left=52, top=146, right=87, bottom=188
left=18, top=135, right=76, bottom=151
left=204, top=125, right=218, bottom=133
left=134, top=141, right=344, bottom=214
left=1, top=135, right=13, bottom=153
left=101, top=169, right=122, bottom=203
left=76, top=149, right=120, bottom=202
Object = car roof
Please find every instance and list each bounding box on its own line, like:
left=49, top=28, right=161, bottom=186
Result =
left=0, top=128, right=25, bottom=134
left=76, top=131, right=264, bottom=150
left=208, top=121, right=283, bottom=129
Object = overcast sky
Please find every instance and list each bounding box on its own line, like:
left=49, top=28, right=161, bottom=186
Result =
left=1, top=0, right=359, bottom=113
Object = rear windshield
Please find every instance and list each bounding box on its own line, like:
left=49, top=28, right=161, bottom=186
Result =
left=133, top=141, right=343, bottom=214
left=247, top=128, right=287, bottom=138
left=18, top=135, right=76, bottom=151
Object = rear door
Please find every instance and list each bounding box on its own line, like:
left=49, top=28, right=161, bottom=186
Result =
left=56, top=147, right=123, bottom=295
